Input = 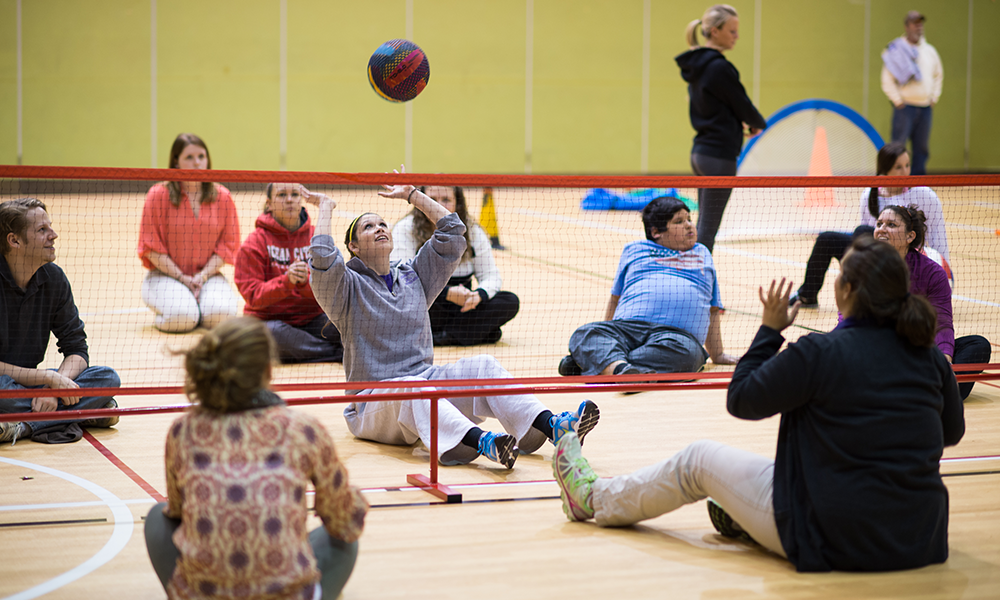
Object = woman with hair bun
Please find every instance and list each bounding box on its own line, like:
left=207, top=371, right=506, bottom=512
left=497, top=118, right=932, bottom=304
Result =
left=553, top=237, right=963, bottom=573
left=144, top=317, right=367, bottom=600
left=306, top=166, right=599, bottom=471
left=675, top=4, right=767, bottom=252
left=873, top=204, right=991, bottom=399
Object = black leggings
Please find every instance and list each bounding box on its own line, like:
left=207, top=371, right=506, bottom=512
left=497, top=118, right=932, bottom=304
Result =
left=797, top=225, right=875, bottom=301
left=690, top=153, right=737, bottom=253
left=954, top=334, right=993, bottom=400
left=429, top=290, right=520, bottom=346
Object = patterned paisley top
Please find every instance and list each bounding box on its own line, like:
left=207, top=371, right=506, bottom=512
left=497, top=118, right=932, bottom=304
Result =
left=163, top=394, right=367, bottom=599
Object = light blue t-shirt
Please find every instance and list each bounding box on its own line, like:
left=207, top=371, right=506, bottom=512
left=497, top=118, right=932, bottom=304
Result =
left=610, top=240, right=722, bottom=344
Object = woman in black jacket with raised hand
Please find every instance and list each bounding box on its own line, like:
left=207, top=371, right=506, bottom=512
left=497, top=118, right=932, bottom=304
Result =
left=553, top=236, right=963, bottom=572
left=676, top=4, right=766, bottom=252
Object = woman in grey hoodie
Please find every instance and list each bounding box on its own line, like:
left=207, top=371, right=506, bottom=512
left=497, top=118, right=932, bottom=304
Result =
left=307, top=168, right=599, bottom=469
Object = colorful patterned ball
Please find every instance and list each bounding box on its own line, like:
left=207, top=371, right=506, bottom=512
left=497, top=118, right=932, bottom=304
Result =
left=367, top=39, right=430, bottom=102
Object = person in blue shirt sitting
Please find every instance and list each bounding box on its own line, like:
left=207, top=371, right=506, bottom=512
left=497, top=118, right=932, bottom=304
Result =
left=559, top=196, right=737, bottom=379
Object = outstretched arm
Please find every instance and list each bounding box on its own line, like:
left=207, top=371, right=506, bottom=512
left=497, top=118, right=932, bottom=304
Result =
left=302, top=187, right=337, bottom=238
left=378, top=165, right=450, bottom=224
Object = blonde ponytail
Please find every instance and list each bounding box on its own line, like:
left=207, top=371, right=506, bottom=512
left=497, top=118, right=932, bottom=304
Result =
left=685, top=19, right=702, bottom=47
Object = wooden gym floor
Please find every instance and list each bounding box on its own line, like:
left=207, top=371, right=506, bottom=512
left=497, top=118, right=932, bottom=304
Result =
left=1, top=184, right=998, bottom=599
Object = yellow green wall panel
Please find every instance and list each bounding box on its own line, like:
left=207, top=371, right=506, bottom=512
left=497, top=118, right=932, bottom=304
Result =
left=22, top=0, right=149, bottom=167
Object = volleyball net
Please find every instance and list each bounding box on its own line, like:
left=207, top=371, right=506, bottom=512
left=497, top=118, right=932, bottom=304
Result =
left=1, top=166, right=998, bottom=388
left=2, top=166, right=998, bottom=497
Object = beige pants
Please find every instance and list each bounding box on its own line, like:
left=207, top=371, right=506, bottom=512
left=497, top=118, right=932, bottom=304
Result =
left=592, top=439, right=787, bottom=557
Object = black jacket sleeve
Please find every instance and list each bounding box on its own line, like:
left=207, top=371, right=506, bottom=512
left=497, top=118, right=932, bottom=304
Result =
left=937, top=351, right=965, bottom=447
left=728, top=325, right=816, bottom=420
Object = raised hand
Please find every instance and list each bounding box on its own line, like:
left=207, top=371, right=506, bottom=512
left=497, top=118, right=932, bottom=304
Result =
left=378, top=164, right=416, bottom=201
left=759, top=278, right=799, bottom=332
left=301, top=186, right=336, bottom=209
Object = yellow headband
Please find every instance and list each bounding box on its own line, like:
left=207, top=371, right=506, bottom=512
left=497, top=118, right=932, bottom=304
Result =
left=348, top=213, right=367, bottom=242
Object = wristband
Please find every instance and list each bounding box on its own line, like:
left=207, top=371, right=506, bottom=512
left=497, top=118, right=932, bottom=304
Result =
left=406, top=188, right=417, bottom=204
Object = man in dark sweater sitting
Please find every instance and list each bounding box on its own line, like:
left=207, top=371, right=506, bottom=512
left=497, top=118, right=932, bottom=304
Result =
left=0, top=198, right=121, bottom=444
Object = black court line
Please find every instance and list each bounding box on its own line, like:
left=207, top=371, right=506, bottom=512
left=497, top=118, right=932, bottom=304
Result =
left=0, top=517, right=108, bottom=528
left=369, top=495, right=561, bottom=510
left=942, top=470, right=1000, bottom=478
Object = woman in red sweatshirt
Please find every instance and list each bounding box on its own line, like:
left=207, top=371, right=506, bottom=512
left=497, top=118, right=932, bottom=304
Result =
left=235, top=184, right=343, bottom=363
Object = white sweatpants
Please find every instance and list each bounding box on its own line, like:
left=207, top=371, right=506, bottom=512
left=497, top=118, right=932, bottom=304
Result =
left=344, top=355, right=550, bottom=460
left=591, top=439, right=787, bottom=557
left=141, top=271, right=238, bottom=333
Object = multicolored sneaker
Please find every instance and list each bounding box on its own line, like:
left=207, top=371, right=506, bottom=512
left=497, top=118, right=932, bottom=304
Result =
left=553, top=432, right=597, bottom=521
left=477, top=431, right=518, bottom=469
left=707, top=498, right=756, bottom=544
left=83, top=399, right=120, bottom=428
left=0, top=421, right=25, bottom=445
left=550, top=400, right=600, bottom=446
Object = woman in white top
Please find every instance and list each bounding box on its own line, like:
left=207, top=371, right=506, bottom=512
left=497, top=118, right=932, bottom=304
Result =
left=390, top=186, right=520, bottom=346
left=790, top=141, right=949, bottom=308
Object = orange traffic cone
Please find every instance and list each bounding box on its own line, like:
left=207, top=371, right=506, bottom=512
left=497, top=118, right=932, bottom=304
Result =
left=802, top=126, right=836, bottom=207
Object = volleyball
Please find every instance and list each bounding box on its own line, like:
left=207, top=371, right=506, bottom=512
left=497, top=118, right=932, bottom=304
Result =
left=367, top=39, right=430, bottom=102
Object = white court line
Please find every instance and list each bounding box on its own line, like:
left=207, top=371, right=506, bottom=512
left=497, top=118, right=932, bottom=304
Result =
left=0, top=457, right=134, bottom=600
left=941, top=456, right=1000, bottom=463
left=947, top=223, right=997, bottom=233
left=78, top=308, right=149, bottom=317
left=954, top=295, right=1000, bottom=309
left=0, top=498, right=154, bottom=513
left=517, top=208, right=1000, bottom=307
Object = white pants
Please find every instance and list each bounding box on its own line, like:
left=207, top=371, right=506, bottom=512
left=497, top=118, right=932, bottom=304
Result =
left=591, top=439, right=787, bottom=557
left=141, top=271, right=238, bottom=333
left=344, top=355, right=550, bottom=461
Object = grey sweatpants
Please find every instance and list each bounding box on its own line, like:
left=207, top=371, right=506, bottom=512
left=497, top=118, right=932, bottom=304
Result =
left=344, top=354, right=551, bottom=461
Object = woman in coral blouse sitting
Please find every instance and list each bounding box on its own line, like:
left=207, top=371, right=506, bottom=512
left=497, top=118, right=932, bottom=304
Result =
left=138, top=133, right=240, bottom=333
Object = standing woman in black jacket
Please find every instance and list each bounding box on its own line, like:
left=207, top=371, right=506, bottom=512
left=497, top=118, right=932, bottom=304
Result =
left=676, top=5, right=767, bottom=252
left=552, top=237, right=964, bottom=573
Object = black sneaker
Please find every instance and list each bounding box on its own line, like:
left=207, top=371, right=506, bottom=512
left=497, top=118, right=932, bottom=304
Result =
left=614, top=363, right=656, bottom=394
left=788, top=291, right=818, bottom=309
left=558, top=355, right=583, bottom=376
left=707, top=498, right=756, bottom=544
left=83, top=399, right=120, bottom=428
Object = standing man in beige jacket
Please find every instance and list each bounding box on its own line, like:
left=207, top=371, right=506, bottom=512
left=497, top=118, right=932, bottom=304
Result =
left=881, top=10, right=943, bottom=175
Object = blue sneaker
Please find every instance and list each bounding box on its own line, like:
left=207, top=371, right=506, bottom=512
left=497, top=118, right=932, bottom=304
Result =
left=478, top=431, right=518, bottom=469
left=550, top=400, right=600, bottom=446
left=553, top=432, right=596, bottom=521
